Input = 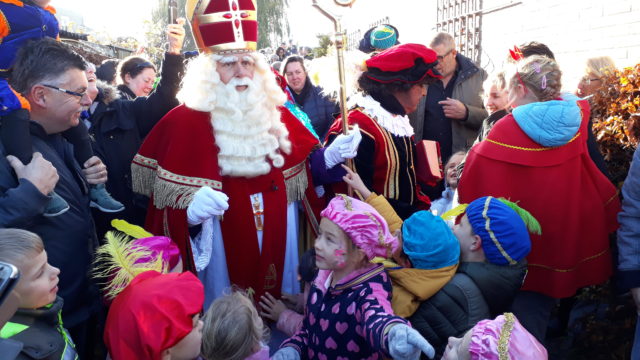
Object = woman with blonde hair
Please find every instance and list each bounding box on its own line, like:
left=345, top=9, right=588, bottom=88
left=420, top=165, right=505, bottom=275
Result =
left=458, top=55, right=620, bottom=343
left=577, top=56, right=616, bottom=98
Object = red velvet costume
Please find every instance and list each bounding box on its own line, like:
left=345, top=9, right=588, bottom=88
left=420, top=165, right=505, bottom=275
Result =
left=458, top=100, right=620, bottom=298
left=132, top=104, right=318, bottom=300
left=326, top=108, right=429, bottom=220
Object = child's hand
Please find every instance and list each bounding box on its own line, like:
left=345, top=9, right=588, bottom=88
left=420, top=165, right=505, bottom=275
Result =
left=259, top=292, right=287, bottom=322
left=281, top=292, right=300, bottom=311
left=341, top=164, right=371, bottom=199
left=388, top=324, right=435, bottom=359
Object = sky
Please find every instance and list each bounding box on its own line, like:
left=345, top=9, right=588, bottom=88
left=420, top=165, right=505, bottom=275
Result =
left=53, top=0, right=334, bottom=46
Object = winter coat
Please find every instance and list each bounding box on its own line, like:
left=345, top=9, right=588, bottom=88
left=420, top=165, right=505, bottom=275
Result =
left=290, top=80, right=338, bottom=140
left=410, top=53, right=487, bottom=151
left=0, top=297, right=78, bottom=360
left=408, top=261, right=527, bottom=358
left=618, top=146, right=640, bottom=291
left=0, top=122, right=100, bottom=328
left=87, top=52, right=183, bottom=232
left=281, top=264, right=407, bottom=359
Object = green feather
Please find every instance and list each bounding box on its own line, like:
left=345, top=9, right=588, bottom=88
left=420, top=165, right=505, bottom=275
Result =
left=496, top=198, right=542, bottom=235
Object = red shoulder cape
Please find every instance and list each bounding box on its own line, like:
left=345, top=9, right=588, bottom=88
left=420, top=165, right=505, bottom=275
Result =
left=132, top=104, right=319, bottom=300
left=458, top=100, right=620, bottom=298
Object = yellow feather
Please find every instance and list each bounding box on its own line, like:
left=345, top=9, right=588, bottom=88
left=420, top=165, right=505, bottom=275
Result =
left=110, top=219, right=153, bottom=239
left=93, top=231, right=166, bottom=300
left=440, top=204, right=469, bottom=220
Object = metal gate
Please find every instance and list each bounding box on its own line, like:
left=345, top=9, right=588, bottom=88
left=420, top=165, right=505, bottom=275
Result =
left=436, top=0, right=483, bottom=64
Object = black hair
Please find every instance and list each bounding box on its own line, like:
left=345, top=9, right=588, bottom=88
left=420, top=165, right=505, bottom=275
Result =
left=281, top=55, right=306, bottom=75
left=96, top=59, right=119, bottom=83
left=518, top=41, right=555, bottom=60
left=299, top=249, right=318, bottom=283
left=117, top=56, right=156, bottom=83
left=357, top=70, right=439, bottom=96
left=10, top=38, right=87, bottom=94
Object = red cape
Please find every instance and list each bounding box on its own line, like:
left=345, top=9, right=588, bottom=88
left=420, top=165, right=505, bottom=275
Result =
left=132, top=104, right=319, bottom=300
left=458, top=100, right=619, bottom=298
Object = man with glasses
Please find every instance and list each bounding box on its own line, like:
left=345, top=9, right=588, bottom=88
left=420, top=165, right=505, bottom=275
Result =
left=409, top=32, right=487, bottom=199
left=0, top=38, right=105, bottom=358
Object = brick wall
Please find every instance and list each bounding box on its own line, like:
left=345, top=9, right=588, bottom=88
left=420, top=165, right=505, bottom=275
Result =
left=478, top=0, right=640, bottom=88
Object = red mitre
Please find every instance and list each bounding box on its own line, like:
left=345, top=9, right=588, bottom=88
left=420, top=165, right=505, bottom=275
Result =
left=186, top=0, right=258, bottom=54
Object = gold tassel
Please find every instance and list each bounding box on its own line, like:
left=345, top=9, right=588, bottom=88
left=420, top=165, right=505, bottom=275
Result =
left=284, top=169, right=309, bottom=204
left=131, top=162, right=156, bottom=197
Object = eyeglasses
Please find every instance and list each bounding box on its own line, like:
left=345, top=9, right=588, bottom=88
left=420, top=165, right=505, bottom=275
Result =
left=42, top=84, right=88, bottom=103
left=437, top=49, right=454, bottom=61
left=581, top=76, right=601, bottom=85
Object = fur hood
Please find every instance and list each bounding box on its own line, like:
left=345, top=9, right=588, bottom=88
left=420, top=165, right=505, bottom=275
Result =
left=96, top=80, right=121, bottom=105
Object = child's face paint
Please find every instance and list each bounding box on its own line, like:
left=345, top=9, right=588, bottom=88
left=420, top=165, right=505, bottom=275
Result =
left=315, top=218, right=352, bottom=271
left=334, top=248, right=346, bottom=267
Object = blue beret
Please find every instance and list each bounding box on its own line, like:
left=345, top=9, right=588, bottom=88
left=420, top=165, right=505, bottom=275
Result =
left=402, top=211, right=460, bottom=269
left=370, top=25, right=398, bottom=51
left=466, top=197, right=532, bottom=265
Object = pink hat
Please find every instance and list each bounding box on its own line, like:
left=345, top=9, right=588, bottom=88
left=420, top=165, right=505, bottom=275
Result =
left=469, top=313, right=548, bottom=360
left=320, top=195, right=398, bottom=260
left=131, top=236, right=181, bottom=270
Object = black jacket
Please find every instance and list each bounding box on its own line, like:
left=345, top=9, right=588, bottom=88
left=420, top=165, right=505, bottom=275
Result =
left=3, top=297, right=77, bottom=360
left=408, top=261, right=527, bottom=358
left=0, top=123, right=100, bottom=328
left=87, top=52, right=184, bottom=234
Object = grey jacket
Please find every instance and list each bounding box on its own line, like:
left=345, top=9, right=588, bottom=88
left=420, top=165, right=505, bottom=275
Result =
left=410, top=53, right=487, bottom=152
left=617, top=146, right=640, bottom=291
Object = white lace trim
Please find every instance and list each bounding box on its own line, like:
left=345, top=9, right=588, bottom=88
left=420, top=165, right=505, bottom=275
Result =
left=191, top=218, right=215, bottom=271
left=348, top=93, right=415, bottom=137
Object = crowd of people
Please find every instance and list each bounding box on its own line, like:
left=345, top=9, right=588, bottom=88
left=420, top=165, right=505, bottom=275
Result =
left=0, top=0, right=638, bottom=359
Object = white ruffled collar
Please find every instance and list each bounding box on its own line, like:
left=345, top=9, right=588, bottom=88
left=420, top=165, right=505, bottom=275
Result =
left=348, top=93, right=414, bottom=137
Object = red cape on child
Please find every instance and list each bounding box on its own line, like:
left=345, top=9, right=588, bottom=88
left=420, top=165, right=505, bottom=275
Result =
left=458, top=100, right=619, bottom=298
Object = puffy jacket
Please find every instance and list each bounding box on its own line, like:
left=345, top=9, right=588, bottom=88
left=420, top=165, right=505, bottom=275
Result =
left=290, top=80, right=338, bottom=140
left=408, top=261, right=527, bottom=358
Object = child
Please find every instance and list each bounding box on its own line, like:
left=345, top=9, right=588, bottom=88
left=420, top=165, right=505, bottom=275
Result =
left=273, top=195, right=436, bottom=360
left=93, top=229, right=183, bottom=300
left=259, top=249, right=317, bottom=337
left=409, top=196, right=538, bottom=357
left=442, top=313, right=548, bottom=359
left=202, top=290, right=269, bottom=360
left=0, top=0, right=123, bottom=216
left=0, top=228, right=77, bottom=358
left=430, top=151, right=465, bottom=218
left=103, top=270, right=204, bottom=360
left=342, top=165, right=460, bottom=317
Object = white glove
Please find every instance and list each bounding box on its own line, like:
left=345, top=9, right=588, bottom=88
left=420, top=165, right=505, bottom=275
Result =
left=388, top=324, right=435, bottom=360
left=324, top=124, right=362, bottom=169
left=271, top=347, right=300, bottom=360
left=186, top=186, right=229, bottom=225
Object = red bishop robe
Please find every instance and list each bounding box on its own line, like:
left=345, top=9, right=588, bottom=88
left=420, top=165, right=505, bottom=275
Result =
left=458, top=100, right=620, bottom=299
left=132, top=104, right=319, bottom=301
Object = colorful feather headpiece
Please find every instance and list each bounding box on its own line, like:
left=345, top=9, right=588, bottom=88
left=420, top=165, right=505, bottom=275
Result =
left=93, top=231, right=167, bottom=300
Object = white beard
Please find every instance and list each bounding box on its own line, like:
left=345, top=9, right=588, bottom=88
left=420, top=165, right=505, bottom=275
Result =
left=177, top=53, right=291, bottom=177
